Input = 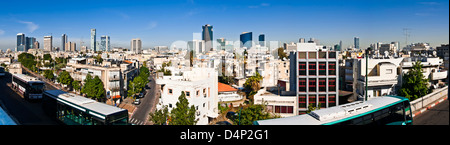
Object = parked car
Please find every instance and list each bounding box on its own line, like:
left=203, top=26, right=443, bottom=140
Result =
left=139, top=93, right=144, bottom=98
left=134, top=99, right=140, bottom=105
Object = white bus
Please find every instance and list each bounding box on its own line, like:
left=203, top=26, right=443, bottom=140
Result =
left=42, top=90, right=129, bottom=125
left=12, top=74, right=45, bottom=100
left=254, top=96, right=413, bottom=125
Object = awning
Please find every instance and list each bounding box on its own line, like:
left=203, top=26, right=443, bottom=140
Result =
left=111, top=95, right=121, bottom=99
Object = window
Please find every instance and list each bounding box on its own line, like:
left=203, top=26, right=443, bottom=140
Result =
left=319, top=52, right=327, bottom=59
left=196, top=90, right=199, bottom=97
left=168, top=89, right=173, bottom=94
left=328, top=95, right=336, bottom=107
left=309, top=95, right=317, bottom=107
left=186, top=91, right=190, bottom=97
left=328, top=51, right=336, bottom=59
left=319, top=62, right=326, bottom=75
left=319, top=95, right=326, bottom=108
left=386, top=69, right=392, bottom=74
left=329, top=78, right=336, bottom=92
left=299, top=62, right=307, bottom=76
left=309, top=79, right=316, bottom=92
left=329, top=62, right=336, bottom=75
left=319, top=78, right=326, bottom=92
left=299, top=78, right=307, bottom=92
left=298, top=95, right=307, bottom=109
left=298, top=52, right=307, bottom=59
left=275, top=106, right=294, bottom=114
left=308, top=52, right=316, bottom=59
left=309, top=62, right=316, bottom=76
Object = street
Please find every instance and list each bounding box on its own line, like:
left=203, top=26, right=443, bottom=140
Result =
left=413, top=99, right=449, bottom=125
left=0, top=72, right=58, bottom=125
left=129, top=73, right=159, bottom=125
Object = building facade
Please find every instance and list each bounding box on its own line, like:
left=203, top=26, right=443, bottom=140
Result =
left=101, top=35, right=110, bottom=52
left=289, top=43, right=339, bottom=114
left=44, top=36, right=53, bottom=52
left=91, top=29, right=96, bottom=52
left=16, top=33, right=26, bottom=52
left=131, top=38, right=142, bottom=54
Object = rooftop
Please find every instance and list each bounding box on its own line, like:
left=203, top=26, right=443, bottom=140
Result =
left=218, top=82, right=237, bottom=92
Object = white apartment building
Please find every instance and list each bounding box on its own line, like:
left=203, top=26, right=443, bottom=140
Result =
left=131, top=38, right=142, bottom=54
left=354, top=57, right=403, bottom=100
left=44, top=36, right=53, bottom=52
left=155, top=67, right=219, bottom=125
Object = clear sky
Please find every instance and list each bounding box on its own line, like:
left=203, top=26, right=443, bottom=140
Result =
left=0, top=0, right=448, bottom=51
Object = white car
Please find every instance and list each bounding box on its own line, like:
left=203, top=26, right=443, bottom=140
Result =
left=134, top=99, right=140, bottom=105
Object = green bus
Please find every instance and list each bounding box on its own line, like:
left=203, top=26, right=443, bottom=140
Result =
left=42, top=90, right=129, bottom=125
left=254, top=96, right=413, bottom=125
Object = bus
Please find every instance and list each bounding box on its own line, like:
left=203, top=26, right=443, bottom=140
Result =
left=42, top=90, right=129, bottom=125
left=11, top=74, right=45, bottom=100
left=0, top=66, right=5, bottom=77
left=254, top=96, right=413, bottom=125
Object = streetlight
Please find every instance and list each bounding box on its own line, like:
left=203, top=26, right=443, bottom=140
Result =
left=365, top=47, right=372, bottom=101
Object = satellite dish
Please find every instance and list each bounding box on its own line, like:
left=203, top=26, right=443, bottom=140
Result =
left=433, top=51, right=437, bottom=56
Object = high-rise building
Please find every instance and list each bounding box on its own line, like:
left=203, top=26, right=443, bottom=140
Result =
left=25, top=37, right=36, bottom=51
left=91, top=29, right=96, bottom=52
left=65, top=41, right=76, bottom=52
left=289, top=43, right=339, bottom=114
left=202, top=24, right=213, bottom=51
left=240, top=32, right=252, bottom=48
left=259, top=34, right=265, bottom=47
left=33, top=41, right=39, bottom=49
left=44, top=36, right=53, bottom=51
left=299, top=38, right=305, bottom=43
left=354, top=37, right=359, bottom=49
left=62, top=34, right=67, bottom=51
left=101, top=35, right=110, bottom=52
left=131, top=38, right=142, bottom=54
left=16, top=33, right=26, bottom=51
left=339, top=40, right=342, bottom=51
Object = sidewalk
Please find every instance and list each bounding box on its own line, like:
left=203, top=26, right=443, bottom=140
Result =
left=118, top=98, right=137, bottom=117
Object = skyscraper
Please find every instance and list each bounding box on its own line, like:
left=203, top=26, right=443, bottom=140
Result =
left=91, top=29, right=96, bottom=52
left=16, top=33, right=26, bottom=51
left=101, top=35, right=110, bottom=52
left=25, top=37, right=35, bottom=51
left=339, top=40, right=343, bottom=51
left=202, top=24, right=213, bottom=51
left=44, top=36, right=53, bottom=51
left=240, top=32, right=252, bottom=48
left=354, top=37, right=359, bottom=49
left=62, top=34, right=67, bottom=51
left=131, top=38, right=142, bottom=54
left=259, top=34, right=265, bottom=47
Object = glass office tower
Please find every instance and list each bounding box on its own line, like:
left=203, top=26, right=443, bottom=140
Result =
left=202, top=24, right=213, bottom=51
left=240, top=32, right=252, bottom=48
left=17, top=33, right=26, bottom=51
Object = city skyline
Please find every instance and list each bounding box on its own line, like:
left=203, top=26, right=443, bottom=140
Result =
left=0, top=0, right=448, bottom=51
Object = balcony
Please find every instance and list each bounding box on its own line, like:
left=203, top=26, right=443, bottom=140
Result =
left=360, top=75, right=398, bottom=87
left=431, top=71, right=447, bottom=80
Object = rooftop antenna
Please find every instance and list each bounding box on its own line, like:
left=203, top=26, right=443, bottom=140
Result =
left=403, top=28, right=411, bottom=49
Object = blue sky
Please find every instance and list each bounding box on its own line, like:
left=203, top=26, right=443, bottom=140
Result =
left=0, top=0, right=448, bottom=50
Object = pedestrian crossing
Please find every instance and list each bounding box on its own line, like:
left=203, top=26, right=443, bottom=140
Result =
left=129, top=118, right=147, bottom=125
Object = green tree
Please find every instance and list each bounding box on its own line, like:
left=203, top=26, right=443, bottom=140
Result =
left=43, top=70, right=54, bottom=81
left=18, top=53, right=37, bottom=71
left=307, top=103, right=321, bottom=114
left=57, top=70, right=73, bottom=87
left=243, top=72, right=263, bottom=99
left=72, top=80, right=81, bottom=92
left=149, top=105, right=169, bottom=125
left=399, top=61, right=430, bottom=101
left=127, top=80, right=136, bottom=98
left=277, top=47, right=288, bottom=60
left=169, top=91, right=198, bottom=125
left=231, top=104, right=274, bottom=125
left=43, top=54, right=52, bottom=61
left=82, top=74, right=106, bottom=101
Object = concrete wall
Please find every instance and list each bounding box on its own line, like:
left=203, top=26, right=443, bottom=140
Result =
left=410, top=86, right=448, bottom=114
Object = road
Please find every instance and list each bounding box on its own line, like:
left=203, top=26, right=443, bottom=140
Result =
left=129, top=73, right=159, bottom=125
left=413, top=99, right=449, bottom=125
left=0, top=72, right=58, bottom=125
